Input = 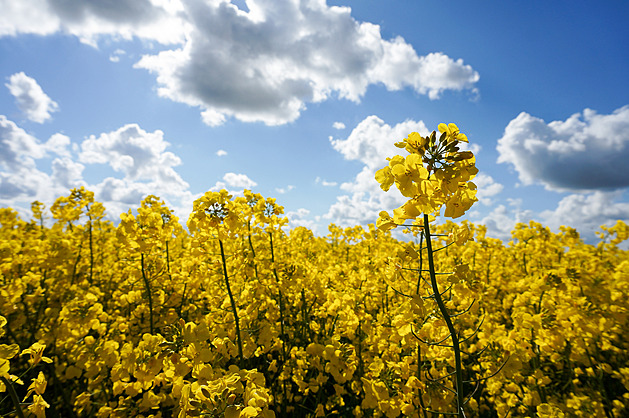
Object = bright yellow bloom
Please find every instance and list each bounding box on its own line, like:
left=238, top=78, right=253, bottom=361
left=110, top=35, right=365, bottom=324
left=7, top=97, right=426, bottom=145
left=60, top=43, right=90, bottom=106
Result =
left=27, top=394, right=50, bottom=418
left=0, top=343, right=19, bottom=380
left=376, top=211, right=397, bottom=231
left=449, top=223, right=473, bottom=245
left=438, top=122, right=468, bottom=142
left=375, top=122, right=477, bottom=229
left=21, top=342, right=52, bottom=367
left=24, top=371, right=47, bottom=400
left=375, top=166, right=394, bottom=191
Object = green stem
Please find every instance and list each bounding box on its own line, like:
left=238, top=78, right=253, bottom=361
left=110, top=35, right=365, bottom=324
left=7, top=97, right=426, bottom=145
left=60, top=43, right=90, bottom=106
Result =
left=140, top=253, right=154, bottom=334
left=416, top=343, right=429, bottom=418
left=247, top=222, right=259, bottom=279
left=269, top=232, right=287, bottom=415
left=219, top=239, right=243, bottom=364
left=166, top=240, right=171, bottom=279
left=416, top=232, right=424, bottom=294
left=88, top=212, right=94, bottom=285
left=1, top=376, right=26, bottom=418
left=423, top=214, right=465, bottom=417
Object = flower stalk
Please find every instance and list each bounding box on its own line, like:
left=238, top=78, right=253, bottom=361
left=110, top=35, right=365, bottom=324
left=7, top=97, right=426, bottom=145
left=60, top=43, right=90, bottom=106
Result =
left=375, top=122, right=478, bottom=416
left=423, top=213, right=465, bottom=417
left=219, top=239, right=244, bottom=364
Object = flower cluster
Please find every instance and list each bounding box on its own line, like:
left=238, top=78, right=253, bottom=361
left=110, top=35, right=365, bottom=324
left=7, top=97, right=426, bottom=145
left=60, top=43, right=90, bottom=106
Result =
left=375, top=123, right=478, bottom=231
left=0, top=187, right=627, bottom=417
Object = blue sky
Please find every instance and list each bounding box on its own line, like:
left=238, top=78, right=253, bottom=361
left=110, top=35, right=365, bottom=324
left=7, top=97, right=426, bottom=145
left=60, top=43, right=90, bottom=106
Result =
left=1, top=0, right=629, bottom=242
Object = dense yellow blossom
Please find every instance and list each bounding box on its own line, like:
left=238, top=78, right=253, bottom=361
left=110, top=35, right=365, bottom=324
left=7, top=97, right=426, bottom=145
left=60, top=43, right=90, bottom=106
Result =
left=0, top=185, right=627, bottom=417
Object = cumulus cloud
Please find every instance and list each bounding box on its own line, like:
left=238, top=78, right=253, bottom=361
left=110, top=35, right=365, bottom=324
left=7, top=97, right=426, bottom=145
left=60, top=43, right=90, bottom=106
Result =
left=1, top=1, right=478, bottom=126
left=497, top=105, right=629, bottom=191
left=0, top=115, right=62, bottom=203
left=0, top=115, right=45, bottom=171
left=330, top=115, right=430, bottom=214
left=469, top=191, right=629, bottom=244
left=469, top=201, right=534, bottom=242
left=109, top=49, right=126, bottom=62
left=216, top=149, right=228, bottom=157
left=539, top=191, right=629, bottom=240
left=44, top=133, right=72, bottom=157
left=0, top=0, right=59, bottom=37
left=51, top=157, right=85, bottom=189
left=474, top=173, right=504, bottom=206
left=0, top=0, right=186, bottom=45
left=286, top=207, right=320, bottom=233
left=223, top=172, right=257, bottom=188
left=315, top=177, right=337, bottom=187
left=321, top=115, right=431, bottom=226
left=275, top=185, right=295, bottom=194
left=5, top=72, right=59, bottom=123
left=324, top=115, right=496, bottom=229
left=135, top=0, right=479, bottom=126
left=331, top=115, right=429, bottom=170
left=0, top=116, right=63, bottom=205
left=211, top=172, right=257, bottom=194
left=333, top=122, right=345, bottom=130
left=323, top=191, right=386, bottom=227
left=0, top=116, right=194, bottom=222
left=79, top=124, right=188, bottom=189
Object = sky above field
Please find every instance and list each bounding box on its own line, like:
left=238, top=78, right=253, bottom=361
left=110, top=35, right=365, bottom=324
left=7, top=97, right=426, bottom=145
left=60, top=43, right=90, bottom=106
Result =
left=1, top=0, right=629, bottom=242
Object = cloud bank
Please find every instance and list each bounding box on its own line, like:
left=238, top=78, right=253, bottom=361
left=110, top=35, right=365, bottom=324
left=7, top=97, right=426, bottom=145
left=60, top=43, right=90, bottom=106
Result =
left=497, top=106, right=629, bottom=191
left=136, top=0, right=479, bottom=125
left=5, top=72, right=59, bottom=123
left=0, top=0, right=479, bottom=126
left=325, top=116, right=428, bottom=225
left=0, top=102, right=254, bottom=222
left=324, top=115, right=503, bottom=228
left=0, top=0, right=186, bottom=45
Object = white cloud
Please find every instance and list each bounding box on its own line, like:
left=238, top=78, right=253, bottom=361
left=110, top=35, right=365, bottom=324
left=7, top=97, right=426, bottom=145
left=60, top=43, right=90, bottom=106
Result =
left=0, top=0, right=59, bottom=37
left=223, top=172, right=257, bottom=189
left=201, top=109, right=227, bottom=127
left=330, top=115, right=429, bottom=169
left=470, top=203, right=534, bottom=242
left=216, top=149, right=228, bottom=157
left=333, top=121, right=345, bottom=130
left=0, top=116, right=194, bottom=222
left=5, top=72, right=59, bottom=123
left=370, top=49, right=479, bottom=100
left=45, top=133, right=72, bottom=157
left=539, top=191, right=629, bottom=241
left=0, top=0, right=186, bottom=46
left=473, top=173, right=504, bottom=206
left=51, top=157, right=85, bottom=189
left=0, top=115, right=63, bottom=204
left=78, top=124, right=188, bottom=190
left=96, top=177, right=152, bottom=208
left=135, top=0, right=479, bottom=126
left=497, top=105, right=629, bottom=191
left=275, top=185, right=295, bottom=194
left=1, top=1, right=478, bottom=126
left=109, top=48, right=126, bottom=62
left=328, top=116, right=428, bottom=224
left=315, top=176, right=337, bottom=187
left=286, top=207, right=319, bottom=233
left=324, top=115, right=492, bottom=229
left=0, top=115, right=45, bottom=171
left=212, top=172, right=257, bottom=193
left=470, top=191, right=629, bottom=244
left=323, top=191, right=384, bottom=227
left=321, top=115, right=433, bottom=226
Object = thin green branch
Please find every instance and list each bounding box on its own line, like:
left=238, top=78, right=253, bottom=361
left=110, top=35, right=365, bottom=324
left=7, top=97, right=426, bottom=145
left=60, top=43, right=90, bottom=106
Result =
left=423, top=213, right=465, bottom=418
left=219, top=239, right=243, bottom=364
